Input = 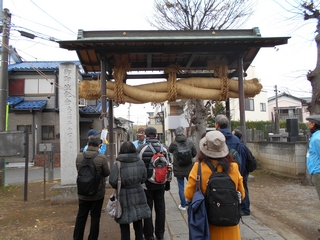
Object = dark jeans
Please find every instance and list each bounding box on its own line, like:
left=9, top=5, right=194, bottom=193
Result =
left=73, top=197, right=104, bottom=240
left=120, top=219, right=143, bottom=240
left=241, top=173, right=250, bottom=214
left=144, top=188, right=165, bottom=239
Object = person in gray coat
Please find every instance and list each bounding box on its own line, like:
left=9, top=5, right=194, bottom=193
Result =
left=168, top=126, right=197, bottom=211
left=74, top=136, right=110, bottom=240
left=109, top=141, right=151, bottom=240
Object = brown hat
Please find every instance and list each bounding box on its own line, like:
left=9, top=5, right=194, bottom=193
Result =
left=199, top=131, right=229, bottom=158
left=136, top=127, right=145, bottom=136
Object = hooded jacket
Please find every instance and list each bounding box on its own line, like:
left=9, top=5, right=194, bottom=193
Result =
left=219, top=128, right=247, bottom=175
left=109, top=152, right=151, bottom=224
left=76, top=146, right=110, bottom=200
left=168, top=135, right=197, bottom=178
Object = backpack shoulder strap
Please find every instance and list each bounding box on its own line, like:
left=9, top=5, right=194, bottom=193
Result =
left=160, top=143, right=164, bottom=153
left=91, top=152, right=99, bottom=160
left=196, top=162, right=202, bottom=191
left=81, top=152, right=99, bottom=171
left=148, top=143, right=156, bottom=154
left=205, top=160, right=217, bottom=173
left=82, top=152, right=99, bottom=160
left=138, top=144, right=149, bottom=159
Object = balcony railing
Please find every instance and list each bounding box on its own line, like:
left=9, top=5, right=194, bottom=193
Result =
left=278, top=113, right=302, bottom=122
left=167, top=115, right=188, bottom=129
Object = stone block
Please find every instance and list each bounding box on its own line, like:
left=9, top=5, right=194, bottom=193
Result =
left=50, top=183, right=78, bottom=205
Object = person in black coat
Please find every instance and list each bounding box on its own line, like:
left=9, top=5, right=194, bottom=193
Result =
left=109, top=141, right=151, bottom=240
left=136, top=127, right=171, bottom=240
left=168, top=126, right=197, bottom=211
left=74, top=136, right=110, bottom=240
left=232, top=128, right=251, bottom=216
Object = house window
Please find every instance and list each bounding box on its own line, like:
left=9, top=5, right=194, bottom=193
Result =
left=42, top=125, right=55, bottom=140
left=155, top=117, right=162, bottom=125
left=17, top=125, right=32, bottom=133
left=25, top=79, right=54, bottom=94
left=9, top=79, right=24, bottom=95
left=245, top=99, right=254, bottom=111
left=260, top=103, right=266, bottom=112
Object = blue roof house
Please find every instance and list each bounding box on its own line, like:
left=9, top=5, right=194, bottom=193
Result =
left=6, top=55, right=106, bottom=164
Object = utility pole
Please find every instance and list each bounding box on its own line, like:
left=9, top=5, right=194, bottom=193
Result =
left=0, top=8, right=11, bottom=131
left=274, top=85, right=280, bottom=134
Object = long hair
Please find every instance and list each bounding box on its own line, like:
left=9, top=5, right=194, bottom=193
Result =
left=198, top=151, right=234, bottom=173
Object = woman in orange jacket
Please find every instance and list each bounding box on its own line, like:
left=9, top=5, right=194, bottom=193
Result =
left=184, top=130, right=245, bottom=240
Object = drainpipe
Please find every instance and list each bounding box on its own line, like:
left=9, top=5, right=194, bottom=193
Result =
left=5, top=103, right=8, bottom=131
left=54, top=71, right=59, bottom=109
left=275, top=85, right=279, bottom=134
left=0, top=9, right=11, bottom=131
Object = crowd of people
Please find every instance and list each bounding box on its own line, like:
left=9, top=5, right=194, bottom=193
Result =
left=74, top=113, right=320, bottom=240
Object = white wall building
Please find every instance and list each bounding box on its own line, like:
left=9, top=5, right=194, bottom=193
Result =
left=229, top=66, right=269, bottom=121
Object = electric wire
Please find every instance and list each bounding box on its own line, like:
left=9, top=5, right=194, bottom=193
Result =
left=11, top=13, right=76, bottom=37
left=1, top=41, right=76, bottom=99
left=29, top=0, right=76, bottom=36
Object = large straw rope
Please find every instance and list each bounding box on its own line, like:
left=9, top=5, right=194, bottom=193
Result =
left=113, top=56, right=131, bottom=104
left=78, top=77, right=262, bottom=103
left=165, top=64, right=179, bottom=102
left=208, top=57, right=229, bottom=101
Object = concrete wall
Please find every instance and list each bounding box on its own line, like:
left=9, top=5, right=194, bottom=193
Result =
left=0, top=131, right=25, bottom=157
left=247, top=141, right=307, bottom=178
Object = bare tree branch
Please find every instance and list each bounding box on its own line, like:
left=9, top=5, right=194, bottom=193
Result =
left=147, top=0, right=257, bottom=30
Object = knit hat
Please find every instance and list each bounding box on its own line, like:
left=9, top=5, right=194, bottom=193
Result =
left=145, top=127, right=157, bottom=137
left=175, top=126, right=184, bottom=136
left=199, top=131, right=229, bottom=158
left=306, top=115, right=320, bottom=125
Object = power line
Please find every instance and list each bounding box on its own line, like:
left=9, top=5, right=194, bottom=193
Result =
left=11, top=13, right=75, bottom=37
left=29, top=0, right=76, bottom=36
left=1, top=41, right=77, bottom=99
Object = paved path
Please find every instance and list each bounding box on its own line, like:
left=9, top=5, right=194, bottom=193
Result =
left=4, top=164, right=61, bottom=185
left=162, top=177, right=286, bottom=240
left=4, top=165, right=300, bottom=239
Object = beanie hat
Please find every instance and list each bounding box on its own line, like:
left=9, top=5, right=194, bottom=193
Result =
left=175, top=126, right=184, bottom=136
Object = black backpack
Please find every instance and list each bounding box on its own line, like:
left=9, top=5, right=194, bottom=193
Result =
left=245, top=146, right=257, bottom=172
left=77, top=152, right=100, bottom=196
left=176, top=140, right=193, bottom=166
left=205, top=161, right=241, bottom=226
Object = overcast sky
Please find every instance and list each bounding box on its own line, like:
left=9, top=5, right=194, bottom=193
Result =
left=3, top=0, right=316, bottom=123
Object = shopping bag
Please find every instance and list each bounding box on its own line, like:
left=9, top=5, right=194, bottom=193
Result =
left=106, top=191, right=122, bottom=218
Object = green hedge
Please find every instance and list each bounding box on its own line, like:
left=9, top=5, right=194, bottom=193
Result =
left=230, top=120, right=308, bottom=134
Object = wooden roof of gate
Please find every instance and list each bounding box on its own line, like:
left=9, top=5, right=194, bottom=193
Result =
left=58, top=28, right=290, bottom=77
